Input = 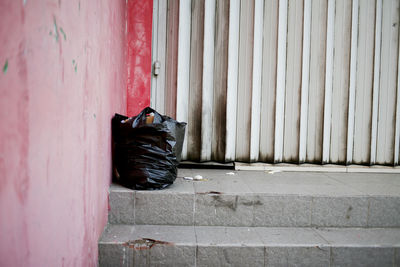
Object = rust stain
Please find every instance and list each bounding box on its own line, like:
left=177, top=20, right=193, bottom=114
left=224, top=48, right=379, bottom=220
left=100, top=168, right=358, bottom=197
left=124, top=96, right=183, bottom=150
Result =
left=123, top=238, right=174, bottom=250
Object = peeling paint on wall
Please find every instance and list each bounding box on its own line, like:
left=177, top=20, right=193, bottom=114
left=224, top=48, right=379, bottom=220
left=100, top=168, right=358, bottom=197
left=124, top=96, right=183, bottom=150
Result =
left=53, top=16, right=59, bottom=42
left=2, top=60, right=8, bottom=74
left=126, top=0, right=153, bottom=116
left=72, top=59, right=77, bottom=73
left=59, top=27, right=66, bottom=41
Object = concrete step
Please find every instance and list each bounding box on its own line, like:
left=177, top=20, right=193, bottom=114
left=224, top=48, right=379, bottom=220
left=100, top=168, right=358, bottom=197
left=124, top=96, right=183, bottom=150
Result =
left=109, top=169, right=400, bottom=227
left=98, top=224, right=400, bottom=267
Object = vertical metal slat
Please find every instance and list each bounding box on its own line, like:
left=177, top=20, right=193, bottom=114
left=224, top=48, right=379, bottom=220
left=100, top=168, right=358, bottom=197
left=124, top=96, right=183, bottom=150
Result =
left=176, top=0, right=192, bottom=159
left=307, top=0, right=328, bottom=162
left=330, top=0, right=352, bottom=163
left=201, top=0, right=216, bottom=161
left=212, top=0, right=230, bottom=161
left=346, top=0, right=359, bottom=164
left=395, top=28, right=400, bottom=165
left=165, top=0, right=180, bottom=119
left=274, top=0, right=288, bottom=162
left=259, top=0, right=279, bottom=162
left=299, top=0, right=312, bottom=163
left=187, top=0, right=205, bottom=161
left=370, top=0, right=382, bottom=165
left=322, top=0, right=335, bottom=163
left=353, top=0, right=375, bottom=164
left=283, top=0, right=303, bottom=162
left=250, top=0, right=264, bottom=162
left=376, top=0, right=399, bottom=164
left=235, top=0, right=254, bottom=161
left=395, top=32, right=400, bottom=164
left=225, top=0, right=240, bottom=162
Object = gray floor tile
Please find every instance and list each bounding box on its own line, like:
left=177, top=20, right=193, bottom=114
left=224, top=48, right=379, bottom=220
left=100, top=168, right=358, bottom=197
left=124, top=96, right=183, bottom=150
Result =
left=255, top=227, right=327, bottom=246
left=195, top=226, right=263, bottom=246
left=150, top=245, right=196, bottom=267
left=98, top=243, right=132, bottom=267
left=326, top=172, right=400, bottom=186
left=109, top=190, right=135, bottom=224
left=353, top=183, right=400, bottom=196
left=135, top=192, right=194, bottom=225
left=368, top=197, right=400, bottom=227
left=197, top=246, right=265, bottom=267
left=331, top=247, right=395, bottom=267
left=253, top=195, right=312, bottom=227
left=193, top=175, right=252, bottom=194
left=311, top=197, right=368, bottom=227
left=265, top=246, right=330, bottom=267
left=195, top=194, right=256, bottom=226
left=314, top=228, right=400, bottom=246
left=239, top=171, right=337, bottom=185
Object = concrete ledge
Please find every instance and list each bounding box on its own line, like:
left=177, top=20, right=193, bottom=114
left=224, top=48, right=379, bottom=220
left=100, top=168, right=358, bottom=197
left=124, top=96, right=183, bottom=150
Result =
left=235, top=162, right=400, bottom=173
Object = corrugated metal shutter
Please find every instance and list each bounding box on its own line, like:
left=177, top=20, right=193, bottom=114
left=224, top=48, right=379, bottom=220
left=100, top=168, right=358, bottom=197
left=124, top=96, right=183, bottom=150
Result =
left=151, top=0, right=400, bottom=165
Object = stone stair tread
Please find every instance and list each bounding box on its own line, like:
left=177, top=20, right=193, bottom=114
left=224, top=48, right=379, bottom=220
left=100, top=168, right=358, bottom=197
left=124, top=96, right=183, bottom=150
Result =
left=109, top=169, right=400, bottom=227
left=99, top=224, right=400, bottom=266
left=100, top=224, right=400, bottom=247
left=111, top=169, right=400, bottom=196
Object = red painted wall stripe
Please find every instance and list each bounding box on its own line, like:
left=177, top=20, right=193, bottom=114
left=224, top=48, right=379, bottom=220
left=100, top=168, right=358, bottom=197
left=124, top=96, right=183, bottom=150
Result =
left=126, top=0, right=153, bottom=117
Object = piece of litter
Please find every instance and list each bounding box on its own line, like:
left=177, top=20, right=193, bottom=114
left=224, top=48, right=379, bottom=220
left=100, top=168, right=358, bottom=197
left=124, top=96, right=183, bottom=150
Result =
left=226, top=172, right=236, bottom=175
left=194, top=175, right=203, bottom=180
left=266, top=170, right=282, bottom=174
left=182, top=175, right=208, bottom=181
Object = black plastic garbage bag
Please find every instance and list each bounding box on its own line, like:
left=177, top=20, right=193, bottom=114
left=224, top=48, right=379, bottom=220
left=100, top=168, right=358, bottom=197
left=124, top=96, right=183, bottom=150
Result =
left=112, top=107, right=186, bottom=190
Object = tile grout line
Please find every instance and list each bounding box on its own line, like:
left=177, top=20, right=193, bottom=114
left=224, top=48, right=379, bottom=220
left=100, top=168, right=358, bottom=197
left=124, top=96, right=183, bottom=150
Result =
left=192, top=171, right=199, bottom=267
left=321, top=173, right=369, bottom=196
left=366, top=196, right=370, bottom=227
left=192, top=180, right=196, bottom=227
left=263, top=245, right=266, bottom=267
left=133, top=190, right=136, bottom=225
left=193, top=174, right=197, bottom=267
left=310, top=197, right=314, bottom=227
left=321, top=173, right=348, bottom=186
left=194, top=223, right=198, bottom=267
left=311, top=227, right=330, bottom=245
left=253, top=226, right=267, bottom=267
left=310, top=226, right=333, bottom=265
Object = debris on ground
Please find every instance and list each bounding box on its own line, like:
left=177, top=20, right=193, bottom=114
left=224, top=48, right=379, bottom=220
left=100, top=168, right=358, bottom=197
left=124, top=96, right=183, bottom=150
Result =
left=123, top=238, right=174, bottom=250
left=181, top=175, right=208, bottom=181
left=197, top=191, right=222, bottom=195
left=266, top=170, right=282, bottom=174
left=226, top=172, right=236, bottom=175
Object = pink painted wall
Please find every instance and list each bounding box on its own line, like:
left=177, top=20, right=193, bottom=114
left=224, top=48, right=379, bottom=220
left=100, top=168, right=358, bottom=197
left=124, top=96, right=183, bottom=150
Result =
left=126, top=0, right=153, bottom=117
left=0, top=0, right=127, bottom=266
